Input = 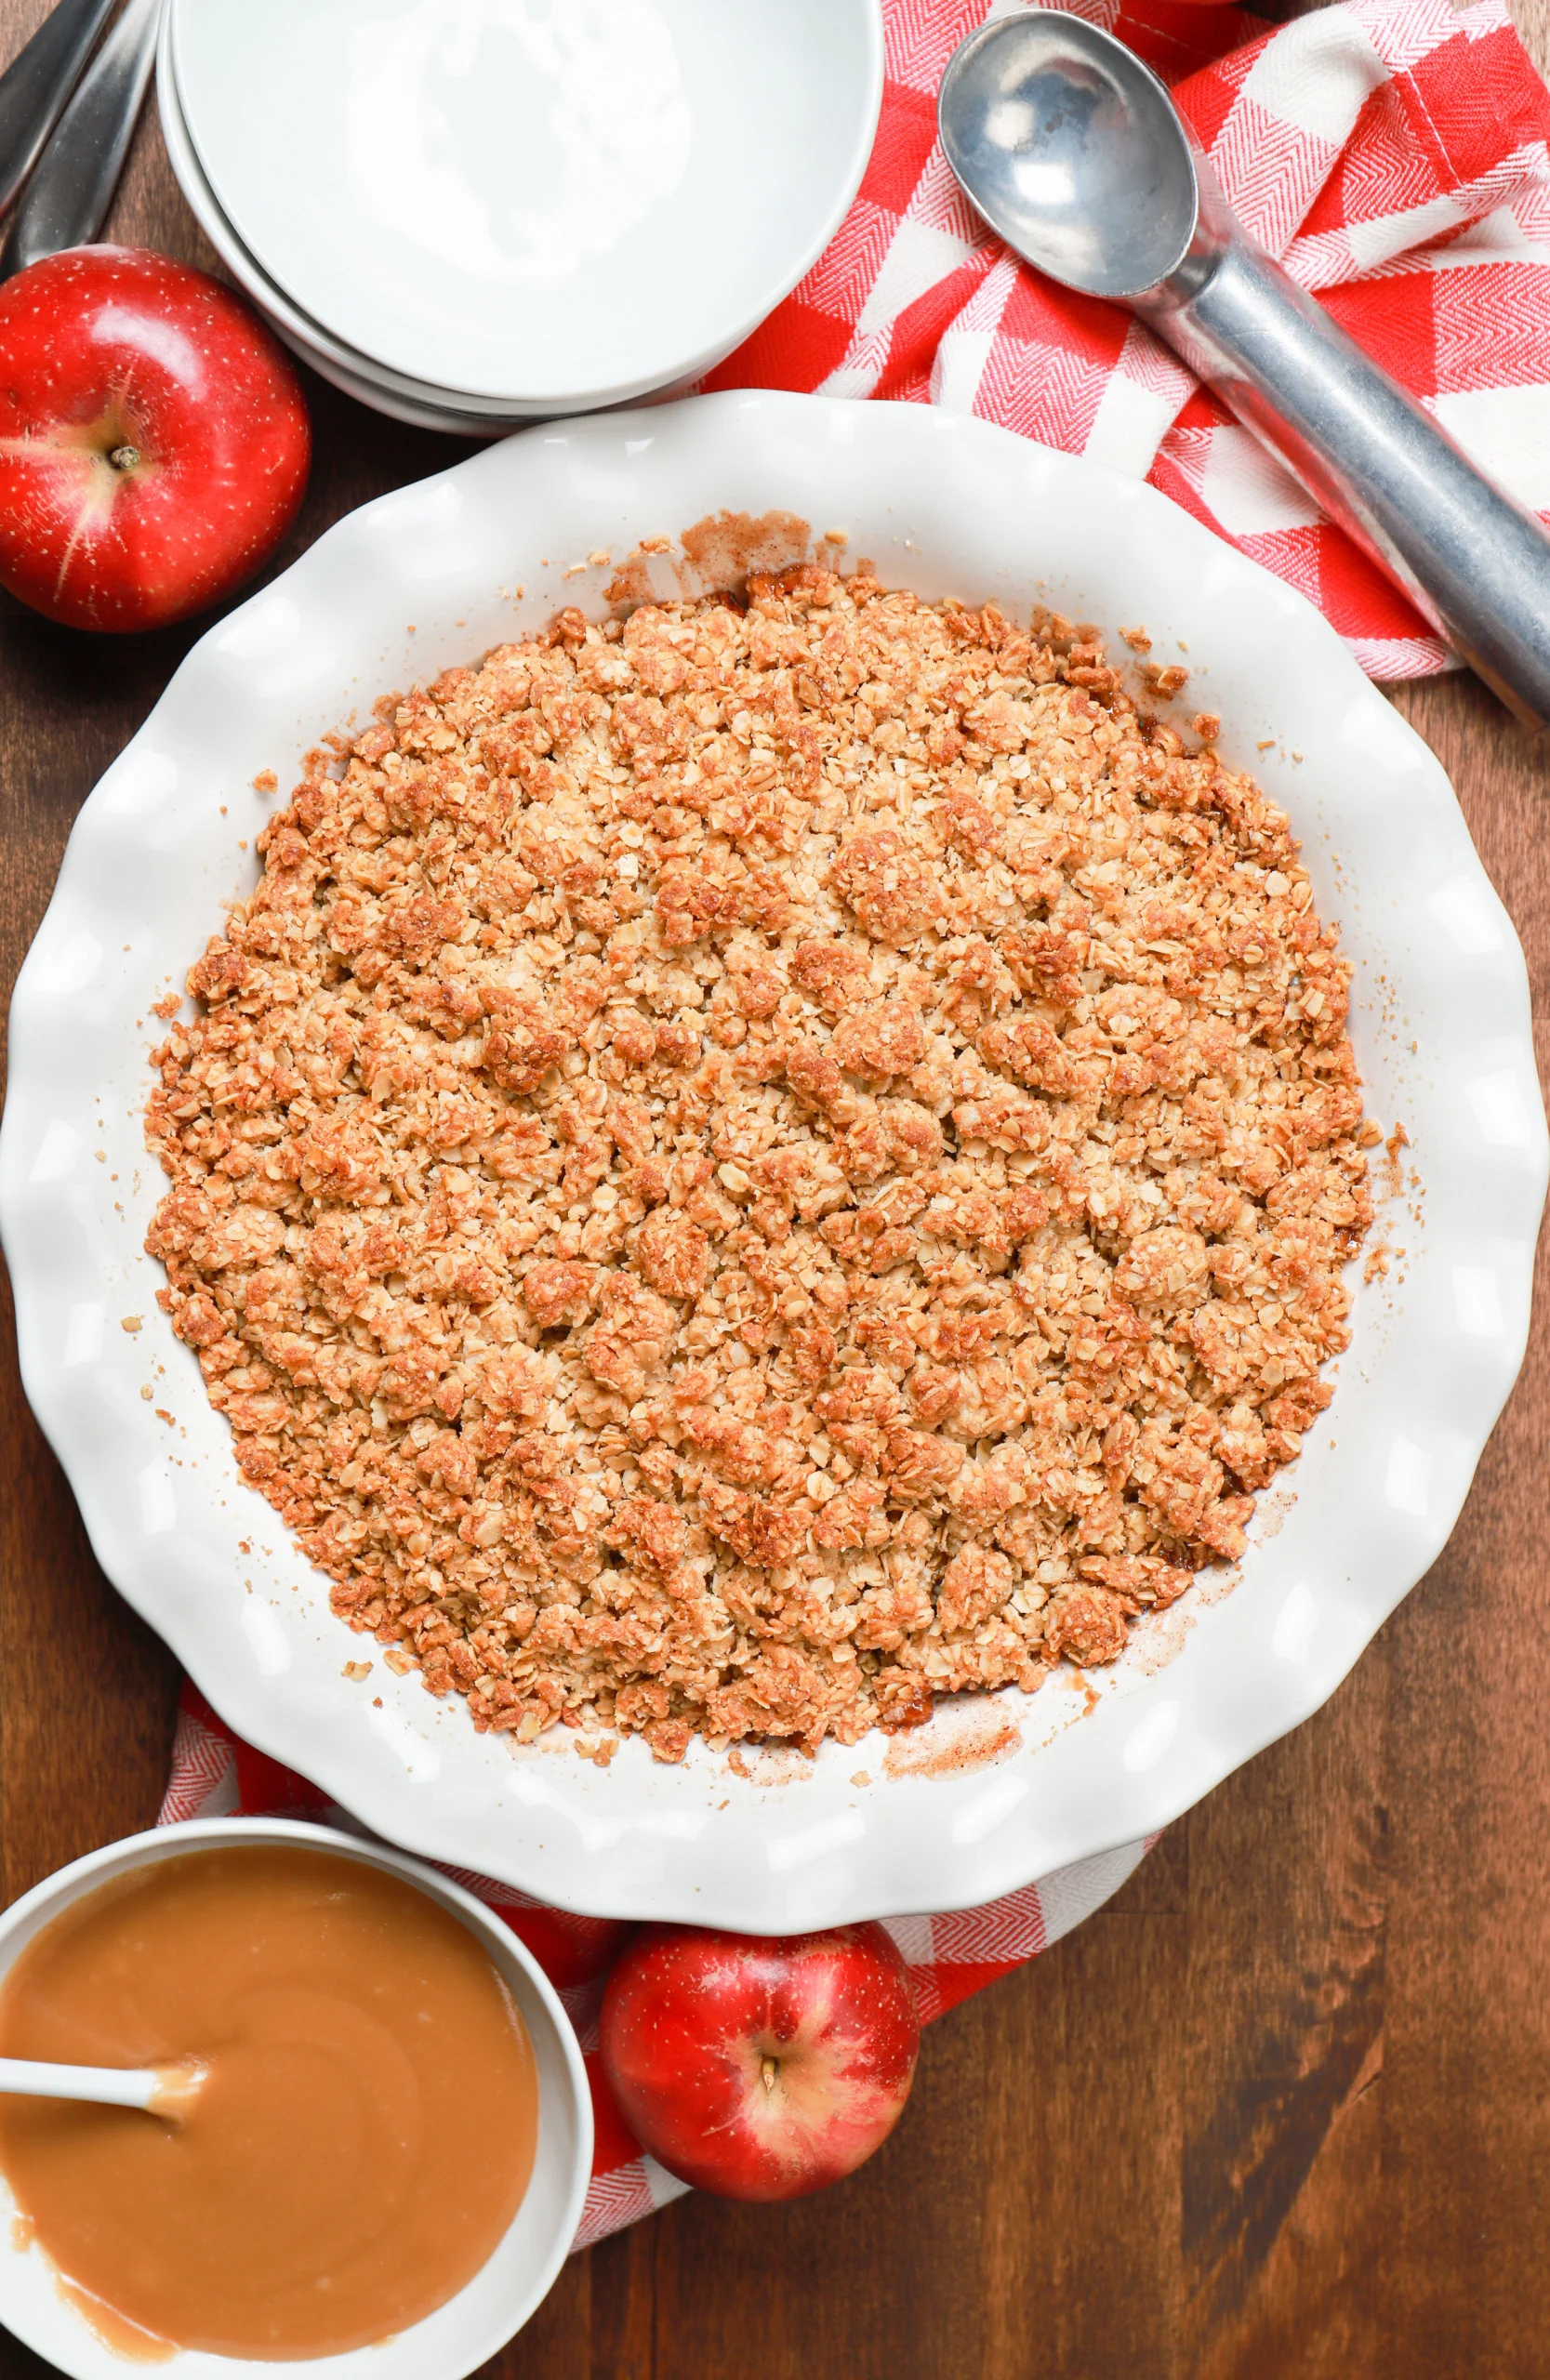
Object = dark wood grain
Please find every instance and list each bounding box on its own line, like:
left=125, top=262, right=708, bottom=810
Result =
left=0, top=5, right=1545, bottom=2372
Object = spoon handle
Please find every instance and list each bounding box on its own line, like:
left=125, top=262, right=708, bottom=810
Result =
left=0, top=2056, right=158, bottom=2109
left=1140, top=171, right=1550, bottom=730
left=0, top=0, right=160, bottom=280
left=0, top=0, right=118, bottom=219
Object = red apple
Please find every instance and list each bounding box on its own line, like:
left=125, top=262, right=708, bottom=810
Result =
left=600, top=1923, right=920, bottom=2200
left=0, top=245, right=310, bottom=632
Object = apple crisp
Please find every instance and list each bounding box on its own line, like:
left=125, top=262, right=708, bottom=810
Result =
left=146, top=569, right=1371, bottom=1762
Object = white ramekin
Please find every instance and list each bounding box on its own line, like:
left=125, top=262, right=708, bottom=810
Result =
left=0, top=1818, right=592, bottom=2379
left=159, top=0, right=885, bottom=422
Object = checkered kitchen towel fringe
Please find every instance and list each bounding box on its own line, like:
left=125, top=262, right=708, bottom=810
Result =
left=699, top=0, right=1550, bottom=681
left=159, top=1686, right=1149, bottom=2249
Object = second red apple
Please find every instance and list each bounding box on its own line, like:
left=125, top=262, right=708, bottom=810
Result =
left=600, top=1922, right=920, bottom=2201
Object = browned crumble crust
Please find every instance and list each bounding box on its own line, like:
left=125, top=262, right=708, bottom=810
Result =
left=146, top=572, right=1371, bottom=1762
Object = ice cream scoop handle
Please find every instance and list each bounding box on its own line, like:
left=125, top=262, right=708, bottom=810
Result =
left=1140, top=218, right=1550, bottom=730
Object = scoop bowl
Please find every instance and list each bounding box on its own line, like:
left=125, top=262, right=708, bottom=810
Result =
left=937, top=8, right=1197, bottom=299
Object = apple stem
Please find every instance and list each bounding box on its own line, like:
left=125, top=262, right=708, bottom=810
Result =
left=108, top=443, right=140, bottom=473
left=761, top=2055, right=777, bottom=2095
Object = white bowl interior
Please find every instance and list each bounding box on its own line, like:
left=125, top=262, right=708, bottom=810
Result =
left=0, top=1819, right=590, bottom=2380
left=168, top=0, right=884, bottom=404
left=155, top=27, right=528, bottom=433
left=2, top=394, right=1543, bottom=1932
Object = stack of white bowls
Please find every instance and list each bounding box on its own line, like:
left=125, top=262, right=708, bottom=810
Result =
left=158, top=0, right=883, bottom=433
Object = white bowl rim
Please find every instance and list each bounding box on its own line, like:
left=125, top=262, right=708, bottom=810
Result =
left=2, top=390, right=1543, bottom=1932
left=164, top=0, right=887, bottom=409
left=0, top=1815, right=592, bottom=2380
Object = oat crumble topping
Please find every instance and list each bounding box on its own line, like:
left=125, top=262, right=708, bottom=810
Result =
left=146, top=570, right=1370, bottom=1762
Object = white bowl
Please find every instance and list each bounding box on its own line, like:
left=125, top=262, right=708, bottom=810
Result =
left=156, top=24, right=528, bottom=437
left=0, top=1818, right=591, bottom=2379
left=3, top=393, right=1543, bottom=1931
left=166, top=0, right=884, bottom=411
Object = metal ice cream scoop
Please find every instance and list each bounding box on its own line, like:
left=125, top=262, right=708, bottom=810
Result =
left=938, top=9, right=1550, bottom=729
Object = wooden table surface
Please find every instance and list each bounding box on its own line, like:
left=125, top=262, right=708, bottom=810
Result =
left=0, top=3, right=1546, bottom=2371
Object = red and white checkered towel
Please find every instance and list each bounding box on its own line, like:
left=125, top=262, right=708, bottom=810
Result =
left=702, top=0, right=1550, bottom=681
left=158, top=1686, right=1149, bottom=2249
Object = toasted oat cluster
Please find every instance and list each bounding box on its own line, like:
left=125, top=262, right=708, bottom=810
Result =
left=147, top=568, right=1371, bottom=1762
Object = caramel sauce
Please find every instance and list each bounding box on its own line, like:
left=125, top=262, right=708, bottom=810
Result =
left=56, top=2280, right=177, bottom=2365
left=0, top=1845, right=539, bottom=2359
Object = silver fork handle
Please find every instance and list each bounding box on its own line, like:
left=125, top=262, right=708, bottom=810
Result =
left=0, top=0, right=118, bottom=218
left=1, top=0, right=160, bottom=279
left=1138, top=159, right=1550, bottom=731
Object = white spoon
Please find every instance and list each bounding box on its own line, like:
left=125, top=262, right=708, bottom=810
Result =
left=0, top=2057, right=206, bottom=2118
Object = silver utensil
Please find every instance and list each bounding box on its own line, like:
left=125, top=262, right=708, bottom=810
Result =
left=0, top=0, right=118, bottom=219
left=1, top=0, right=160, bottom=278
left=938, top=9, right=1550, bottom=730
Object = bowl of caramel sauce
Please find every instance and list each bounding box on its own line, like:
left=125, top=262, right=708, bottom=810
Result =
left=0, top=1818, right=592, bottom=2373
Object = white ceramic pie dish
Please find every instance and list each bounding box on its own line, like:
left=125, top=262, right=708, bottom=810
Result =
left=165, top=0, right=884, bottom=414
left=3, top=393, right=1543, bottom=1930
left=0, top=1818, right=590, bottom=2380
